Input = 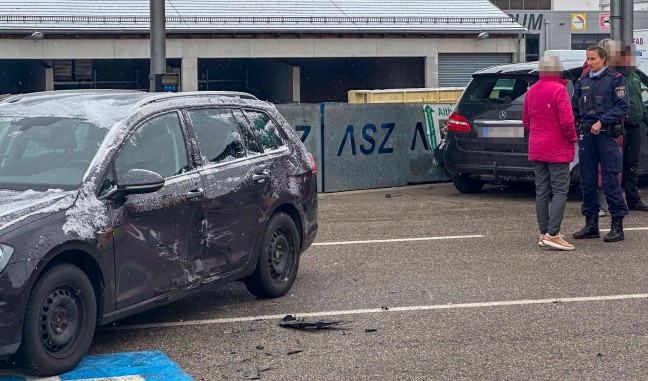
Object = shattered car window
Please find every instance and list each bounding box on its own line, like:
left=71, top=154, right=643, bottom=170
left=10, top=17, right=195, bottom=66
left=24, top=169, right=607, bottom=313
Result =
left=0, top=116, right=108, bottom=191
left=187, top=108, right=246, bottom=164
left=243, top=110, right=285, bottom=151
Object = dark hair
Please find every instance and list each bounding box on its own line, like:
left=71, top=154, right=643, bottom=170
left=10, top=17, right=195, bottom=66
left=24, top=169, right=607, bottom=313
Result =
left=587, top=45, right=607, bottom=62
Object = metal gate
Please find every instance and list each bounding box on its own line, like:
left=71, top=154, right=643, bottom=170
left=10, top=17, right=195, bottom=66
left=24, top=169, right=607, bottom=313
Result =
left=438, top=54, right=513, bottom=87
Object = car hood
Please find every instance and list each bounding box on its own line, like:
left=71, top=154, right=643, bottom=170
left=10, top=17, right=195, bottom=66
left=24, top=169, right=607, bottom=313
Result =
left=0, top=189, right=78, bottom=234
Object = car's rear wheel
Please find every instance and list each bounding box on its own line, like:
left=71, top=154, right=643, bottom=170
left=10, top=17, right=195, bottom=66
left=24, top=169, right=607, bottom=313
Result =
left=15, top=263, right=97, bottom=376
left=245, top=212, right=300, bottom=298
left=453, top=174, right=485, bottom=193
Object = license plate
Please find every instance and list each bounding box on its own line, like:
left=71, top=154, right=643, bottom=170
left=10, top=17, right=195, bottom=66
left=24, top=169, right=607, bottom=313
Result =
left=479, top=126, right=525, bottom=138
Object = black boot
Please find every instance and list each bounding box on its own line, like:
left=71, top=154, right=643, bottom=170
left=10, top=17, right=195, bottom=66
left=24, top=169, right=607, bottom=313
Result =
left=573, top=214, right=600, bottom=239
left=604, top=217, right=624, bottom=242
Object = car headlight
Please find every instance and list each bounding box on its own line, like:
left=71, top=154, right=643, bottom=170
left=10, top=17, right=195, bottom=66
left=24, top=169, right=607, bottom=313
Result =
left=0, top=243, right=14, bottom=273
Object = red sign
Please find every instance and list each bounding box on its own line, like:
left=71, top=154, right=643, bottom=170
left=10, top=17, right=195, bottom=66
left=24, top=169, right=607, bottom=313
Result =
left=600, top=13, right=611, bottom=30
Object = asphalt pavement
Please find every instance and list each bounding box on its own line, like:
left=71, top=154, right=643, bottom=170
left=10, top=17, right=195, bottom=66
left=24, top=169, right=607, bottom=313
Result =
left=24, top=183, right=648, bottom=380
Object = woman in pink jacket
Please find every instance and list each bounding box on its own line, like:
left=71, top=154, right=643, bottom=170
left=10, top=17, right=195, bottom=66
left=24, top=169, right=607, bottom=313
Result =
left=523, top=55, right=578, bottom=251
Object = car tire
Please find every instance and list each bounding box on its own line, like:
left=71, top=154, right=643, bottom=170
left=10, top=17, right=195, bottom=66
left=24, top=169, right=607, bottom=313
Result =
left=453, top=174, right=485, bottom=193
left=245, top=212, right=300, bottom=298
left=14, top=263, right=97, bottom=376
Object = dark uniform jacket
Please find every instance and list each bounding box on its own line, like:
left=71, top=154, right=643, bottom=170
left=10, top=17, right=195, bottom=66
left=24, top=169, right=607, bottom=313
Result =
left=572, top=68, right=630, bottom=127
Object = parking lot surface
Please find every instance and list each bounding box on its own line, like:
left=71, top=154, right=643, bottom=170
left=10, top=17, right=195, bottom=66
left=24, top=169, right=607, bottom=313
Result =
left=7, top=182, right=648, bottom=380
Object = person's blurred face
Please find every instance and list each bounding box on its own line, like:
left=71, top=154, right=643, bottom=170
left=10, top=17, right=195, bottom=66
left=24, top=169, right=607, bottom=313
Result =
left=587, top=49, right=606, bottom=71
left=538, top=56, right=562, bottom=79
left=620, top=46, right=636, bottom=70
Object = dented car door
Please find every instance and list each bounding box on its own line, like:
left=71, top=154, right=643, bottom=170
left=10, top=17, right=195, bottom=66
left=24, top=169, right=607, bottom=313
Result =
left=109, top=112, right=204, bottom=309
left=185, top=107, right=267, bottom=277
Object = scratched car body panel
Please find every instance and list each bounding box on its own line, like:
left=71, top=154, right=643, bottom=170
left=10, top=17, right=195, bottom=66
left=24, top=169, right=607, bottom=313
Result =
left=0, top=90, right=317, bottom=376
left=436, top=60, right=648, bottom=193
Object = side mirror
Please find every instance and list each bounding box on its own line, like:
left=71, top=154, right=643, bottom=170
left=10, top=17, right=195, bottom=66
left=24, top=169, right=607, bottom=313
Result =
left=105, top=169, right=165, bottom=201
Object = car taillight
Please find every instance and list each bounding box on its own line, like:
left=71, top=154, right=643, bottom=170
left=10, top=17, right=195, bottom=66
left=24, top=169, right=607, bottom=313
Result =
left=308, top=152, right=317, bottom=174
left=448, top=112, right=471, bottom=133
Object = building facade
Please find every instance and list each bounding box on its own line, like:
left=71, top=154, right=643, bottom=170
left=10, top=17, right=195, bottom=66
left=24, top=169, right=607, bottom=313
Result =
left=0, top=0, right=525, bottom=102
left=509, top=10, right=648, bottom=61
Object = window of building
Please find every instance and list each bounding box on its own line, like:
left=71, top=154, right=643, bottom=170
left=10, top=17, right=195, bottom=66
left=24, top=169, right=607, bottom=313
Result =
left=490, top=0, right=551, bottom=9
left=571, top=34, right=611, bottom=50
left=526, top=35, right=540, bottom=62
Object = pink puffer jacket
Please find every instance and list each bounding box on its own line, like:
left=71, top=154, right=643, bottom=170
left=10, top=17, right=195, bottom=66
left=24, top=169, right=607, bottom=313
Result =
left=522, top=75, right=577, bottom=163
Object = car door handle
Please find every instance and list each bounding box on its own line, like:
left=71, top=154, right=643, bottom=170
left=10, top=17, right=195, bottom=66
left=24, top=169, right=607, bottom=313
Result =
left=252, top=170, right=269, bottom=182
left=185, top=189, right=204, bottom=199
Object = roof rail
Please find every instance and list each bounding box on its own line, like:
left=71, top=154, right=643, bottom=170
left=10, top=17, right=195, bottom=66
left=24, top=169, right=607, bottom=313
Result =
left=135, top=91, right=258, bottom=108
left=0, top=89, right=145, bottom=104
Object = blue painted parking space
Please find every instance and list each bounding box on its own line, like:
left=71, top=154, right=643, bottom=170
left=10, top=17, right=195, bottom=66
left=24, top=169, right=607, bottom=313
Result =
left=0, top=351, right=193, bottom=380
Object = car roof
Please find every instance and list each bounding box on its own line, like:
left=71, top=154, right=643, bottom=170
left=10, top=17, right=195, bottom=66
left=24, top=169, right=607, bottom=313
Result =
left=0, top=90, right=263, bottom=127
left=474, top=60, right=585, bottom=76
left=0, top=90, right=258, bottom=107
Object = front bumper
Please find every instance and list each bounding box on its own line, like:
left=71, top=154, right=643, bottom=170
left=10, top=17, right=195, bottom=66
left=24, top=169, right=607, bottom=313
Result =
left=0, top=262, right=30, bottom=360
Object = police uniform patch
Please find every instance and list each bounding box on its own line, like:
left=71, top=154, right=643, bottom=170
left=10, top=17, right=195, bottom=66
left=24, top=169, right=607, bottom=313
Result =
left=616, top=86, right=626, bottom=98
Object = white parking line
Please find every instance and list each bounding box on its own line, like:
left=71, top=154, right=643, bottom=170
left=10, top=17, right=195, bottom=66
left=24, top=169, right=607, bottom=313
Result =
left=312, top=234, right=484, bottom=246
left=313, top=227, right=648, bottom=246
left=100, top=293, right=648, bottom=332
left=601, top=227, right=648, bottom=232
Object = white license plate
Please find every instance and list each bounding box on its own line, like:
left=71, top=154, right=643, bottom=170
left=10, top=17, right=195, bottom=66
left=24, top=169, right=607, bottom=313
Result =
left=479, top=126, right=525, bottom=138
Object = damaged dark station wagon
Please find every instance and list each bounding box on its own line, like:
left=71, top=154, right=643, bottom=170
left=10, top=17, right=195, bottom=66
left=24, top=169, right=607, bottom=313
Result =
left=0, top=90, right=318, bottom=376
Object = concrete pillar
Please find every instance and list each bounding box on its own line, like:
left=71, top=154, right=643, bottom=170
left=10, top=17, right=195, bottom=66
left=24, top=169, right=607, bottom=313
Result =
left=292, top=66, right=301, bottom=103
left=424, top=55, right=438, bottom=88
left=45, top=67, right=54, bottom=91
left=181, top=58, right=198, bottom=92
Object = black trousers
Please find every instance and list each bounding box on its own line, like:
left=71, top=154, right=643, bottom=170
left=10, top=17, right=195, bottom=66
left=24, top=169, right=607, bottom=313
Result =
left=622, top=122, right=642, bottom=206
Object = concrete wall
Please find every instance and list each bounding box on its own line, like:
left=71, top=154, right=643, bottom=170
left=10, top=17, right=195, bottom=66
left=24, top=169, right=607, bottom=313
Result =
left=277, top=103, right=452, bottom=193
left=552, top=0, right=599, bottom=11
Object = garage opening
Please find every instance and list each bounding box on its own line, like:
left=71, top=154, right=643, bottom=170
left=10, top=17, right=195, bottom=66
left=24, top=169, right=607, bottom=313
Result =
left=199, top=57, right=425, bottom=103
left=438, top=53, right=513, bottom=87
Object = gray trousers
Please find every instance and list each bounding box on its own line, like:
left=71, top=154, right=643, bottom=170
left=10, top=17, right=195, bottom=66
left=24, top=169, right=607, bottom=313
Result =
left=532, top=161, right=570, bottom=236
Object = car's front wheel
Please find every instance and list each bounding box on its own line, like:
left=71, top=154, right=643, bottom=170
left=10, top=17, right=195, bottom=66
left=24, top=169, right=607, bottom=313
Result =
left=245, top=212, right=300, bottom=298
left=453, top=174, right=485, bottom=193
left=15, top=263, right=97, bottom=376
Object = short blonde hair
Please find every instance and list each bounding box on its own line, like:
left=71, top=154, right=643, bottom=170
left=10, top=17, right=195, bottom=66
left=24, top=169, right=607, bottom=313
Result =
left=598, top=38, right=612, bottom=54
left=538, top=55, right=563, bottom=73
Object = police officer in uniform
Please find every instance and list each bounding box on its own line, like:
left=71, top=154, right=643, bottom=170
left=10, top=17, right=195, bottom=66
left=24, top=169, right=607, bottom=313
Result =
left=616, top=43, right=648, bottom=211
left=572, top=45, right=630, bottom=242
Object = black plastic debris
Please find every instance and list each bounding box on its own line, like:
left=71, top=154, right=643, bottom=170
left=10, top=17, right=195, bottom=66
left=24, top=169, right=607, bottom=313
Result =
left=365, top=328, right=378, bottom=332
left=256, top=345, right=264, bottom=350
left=286, top=349, right=304, bottom=355
left=381, top=306, right=389, bottom=310
left=279, top=315, right=345, bottom=330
